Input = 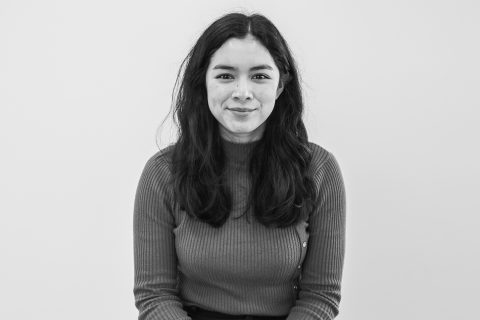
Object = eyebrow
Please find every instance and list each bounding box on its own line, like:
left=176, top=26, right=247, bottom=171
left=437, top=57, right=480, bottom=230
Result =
left=212, top=64, right=273, bottom=71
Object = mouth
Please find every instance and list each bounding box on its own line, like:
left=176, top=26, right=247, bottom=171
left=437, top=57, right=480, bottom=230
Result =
left=227, top=107, right=256, bottom=113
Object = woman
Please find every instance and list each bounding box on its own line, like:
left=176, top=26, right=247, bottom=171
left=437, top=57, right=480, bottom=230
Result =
left=133, top=12, right=346, bottom=320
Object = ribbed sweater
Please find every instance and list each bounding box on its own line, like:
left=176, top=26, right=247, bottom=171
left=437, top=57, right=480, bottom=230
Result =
left=133, top=138, right=346, bottom=320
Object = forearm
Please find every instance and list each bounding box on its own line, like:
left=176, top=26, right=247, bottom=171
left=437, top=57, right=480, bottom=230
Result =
left=134, top=285, right=190, bottom=320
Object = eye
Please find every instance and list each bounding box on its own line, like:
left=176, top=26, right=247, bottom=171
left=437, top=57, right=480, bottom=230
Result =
left=252, top=74, right=270, bottom=80
left=215, top=74, right=233, bottom=80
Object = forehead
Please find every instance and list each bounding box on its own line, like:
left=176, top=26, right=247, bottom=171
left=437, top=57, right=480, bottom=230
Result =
left=208, top=35, right=277, bottom=69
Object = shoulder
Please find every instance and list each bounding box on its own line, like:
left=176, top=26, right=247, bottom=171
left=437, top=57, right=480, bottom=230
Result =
left=144, top=144, right=175, bottom=168
left=139, top=144, right=176, bottom=188
left=307, top=141, right=345, bottom=187
left=308, top=141, right=335, bottom=172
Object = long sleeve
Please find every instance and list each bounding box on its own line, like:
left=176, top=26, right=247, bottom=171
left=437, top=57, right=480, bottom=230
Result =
left=133, top=154, right=191, bottom=320
left=287, top=153, right=347, bottom=320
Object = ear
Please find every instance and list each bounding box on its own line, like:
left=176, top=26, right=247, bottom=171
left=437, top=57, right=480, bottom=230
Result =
left=275, top=81, right=284, bottom=100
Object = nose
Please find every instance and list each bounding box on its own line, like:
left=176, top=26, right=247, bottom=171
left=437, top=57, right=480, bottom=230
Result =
left=231, top=77, right=253, bottom=101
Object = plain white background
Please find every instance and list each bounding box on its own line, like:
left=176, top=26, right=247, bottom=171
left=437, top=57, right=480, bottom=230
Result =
left=1, top=0, right=479, bottom=319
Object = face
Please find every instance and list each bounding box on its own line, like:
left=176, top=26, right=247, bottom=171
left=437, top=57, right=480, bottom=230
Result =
left=205, top=34, right=284, bottom=143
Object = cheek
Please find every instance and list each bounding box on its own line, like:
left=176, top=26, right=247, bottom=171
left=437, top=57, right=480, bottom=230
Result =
left=207, top=83, right=231, bottom=106
left=256, top=84, right=279, bottom=104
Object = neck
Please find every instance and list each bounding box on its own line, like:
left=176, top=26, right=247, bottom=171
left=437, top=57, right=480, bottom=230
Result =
left=219, top=124, right=265, bottom=143
left=221, top=137, right=259, bottom=164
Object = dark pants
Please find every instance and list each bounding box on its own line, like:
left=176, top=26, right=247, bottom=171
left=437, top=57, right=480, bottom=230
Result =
left=183, top=305, right=288, bottom=320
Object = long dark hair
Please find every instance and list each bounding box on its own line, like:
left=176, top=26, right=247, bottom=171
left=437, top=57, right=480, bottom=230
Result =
left=169, top=12, right=316, bottom=228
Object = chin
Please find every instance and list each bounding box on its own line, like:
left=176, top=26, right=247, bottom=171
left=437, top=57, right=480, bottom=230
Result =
left=229, top=124, right=257, bottom=133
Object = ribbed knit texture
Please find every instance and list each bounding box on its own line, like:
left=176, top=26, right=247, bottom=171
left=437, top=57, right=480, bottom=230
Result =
left=133, top=139, right=346, bottom=320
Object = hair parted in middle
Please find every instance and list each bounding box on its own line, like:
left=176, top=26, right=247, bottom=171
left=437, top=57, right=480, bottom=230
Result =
left=169, top=12, right=316, bottom=228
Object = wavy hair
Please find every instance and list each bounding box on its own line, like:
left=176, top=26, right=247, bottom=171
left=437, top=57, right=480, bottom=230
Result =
left=169, top=12, right=316, bottom=228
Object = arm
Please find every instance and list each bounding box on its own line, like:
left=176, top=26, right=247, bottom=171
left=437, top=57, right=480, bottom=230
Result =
left=287, top=153, right=347, bottom=320
left=133, top=154, right=191, bottom=320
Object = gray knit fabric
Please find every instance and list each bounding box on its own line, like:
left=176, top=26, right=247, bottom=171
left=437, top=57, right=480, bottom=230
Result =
left=133, top=139, right=346, bottom=320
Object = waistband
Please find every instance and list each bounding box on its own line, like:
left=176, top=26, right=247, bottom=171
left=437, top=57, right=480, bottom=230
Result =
left=183, top=305, right=288, bottom=320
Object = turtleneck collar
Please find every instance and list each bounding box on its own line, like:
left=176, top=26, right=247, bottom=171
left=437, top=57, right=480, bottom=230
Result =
left=221, top=137, right=259, bottom=164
